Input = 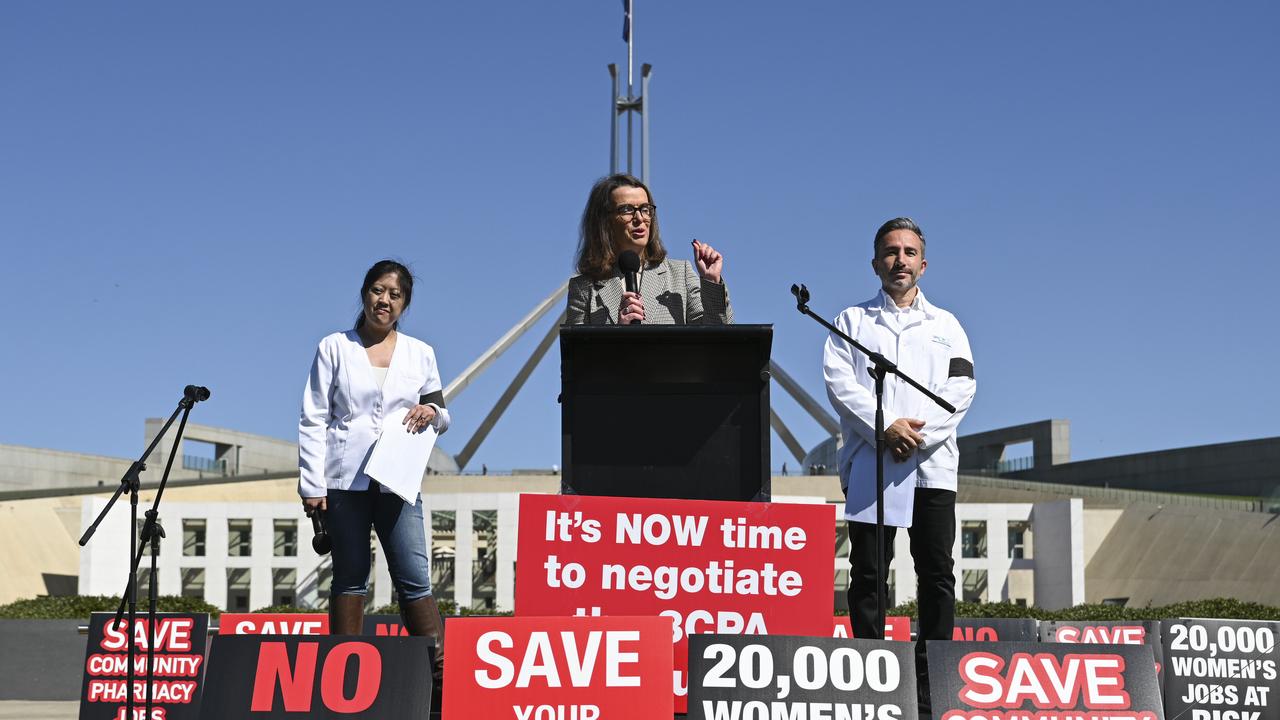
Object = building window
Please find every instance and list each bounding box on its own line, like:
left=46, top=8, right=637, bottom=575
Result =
left=1007, top=568, right=1034, bottom=607
left=431, top=511, right=456, bottom=602
left=136, top=569, right=154, bottom=599
left=183, top=520, right=206, bottom=557
left=135, top=519, right=160, bottom=557
left=316, top=561, right=333, bottom=610
left=226, top=568, right=251, bottom=611
left=273, top=569, right=297, bottom=607
left=1007, top=521, right=1032, bottom=559
left=274, top=520, right=298, bottom=557
left=961, top=521, right=988, bottom=559
left=962, top=569, right=988, bottom=603
left=228, top=519, right=252, bottom=557
left=181, top=568, right=205, bottom=600
left=834, top=523, right=850, bottom=561
left=472, top=510, right=498, bottom=611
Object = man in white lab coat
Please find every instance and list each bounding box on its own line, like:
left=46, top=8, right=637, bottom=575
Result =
left=823, top=217, right=976, bottom=709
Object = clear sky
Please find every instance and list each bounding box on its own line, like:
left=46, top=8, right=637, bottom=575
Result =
left=2, top=1, right=1277, bottom=473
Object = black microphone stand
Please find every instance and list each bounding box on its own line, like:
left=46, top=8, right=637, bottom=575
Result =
left=790, top=284, right=955, bottom=636
left=79, top=385, right=208, bottom=720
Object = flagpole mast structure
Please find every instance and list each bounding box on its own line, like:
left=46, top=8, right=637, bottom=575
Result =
left=610, top=0, right=650, bottom=184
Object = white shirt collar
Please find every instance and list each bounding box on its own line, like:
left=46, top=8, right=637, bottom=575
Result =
left=872, top=287, right=935, bottom=318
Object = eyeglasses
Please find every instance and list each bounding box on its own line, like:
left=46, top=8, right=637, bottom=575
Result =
left=613, top=203, right=656, bottom=219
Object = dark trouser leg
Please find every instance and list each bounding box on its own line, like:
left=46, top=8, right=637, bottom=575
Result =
left=908, top=488, right=957, bottom=716
left=371, top=489, right=443, bottom=706
left=325, top=489, right=376, bottom=635
left=846, top=520, right=898, bottom=640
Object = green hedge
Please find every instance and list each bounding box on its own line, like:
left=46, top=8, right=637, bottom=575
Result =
left=883, top=598, right=1280, bottom=622
left=371, top=600, right=513, bottom=617
left=0, top=595, right=221, bottom=619
left=246, top=600, right=511, bottom=616
left=4, top=595, right=1275, bottom=622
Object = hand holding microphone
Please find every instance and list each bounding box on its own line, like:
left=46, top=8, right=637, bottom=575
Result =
left=618, top=250, right=645, bottom=325
left=310, top=508, right=331, bottom=555
left=303, top=497, right=331, bottom=555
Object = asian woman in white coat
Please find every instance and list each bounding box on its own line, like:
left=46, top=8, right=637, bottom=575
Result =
left=298, top=259, right=450, bottom=685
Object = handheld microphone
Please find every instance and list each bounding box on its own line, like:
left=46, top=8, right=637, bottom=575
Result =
left=183, top=385, right=211, bottom=402
left=618, top=251, right=642, bottom=325
left=311, top=509, right=332, bottom=555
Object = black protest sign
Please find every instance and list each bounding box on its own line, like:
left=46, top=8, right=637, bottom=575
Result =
left=198, top=635, right=431, bottom=719
left=80, top=612, right=209, bottom=720
left=361, top=615, right=407, bottom=637
left=1041, top=620, right=1165, bottom=689
left=1161, top=618, right=1279, bottom=720
left=688, top=634, right=917, bottom=720
left=952, top=618, right=1039, bottom=642
left=928, top=641, right=1164, bottom=719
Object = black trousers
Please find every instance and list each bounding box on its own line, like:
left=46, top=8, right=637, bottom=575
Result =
left=847, top=487, right=956, bottom=688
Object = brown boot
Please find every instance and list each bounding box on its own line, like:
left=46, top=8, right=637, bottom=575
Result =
left=400, top=596, right=446, bottom=683
left=329, top=593, right=365, bottom=636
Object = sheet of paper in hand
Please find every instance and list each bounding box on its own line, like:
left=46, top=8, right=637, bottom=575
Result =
left=364, top=406, right=437, bottom=503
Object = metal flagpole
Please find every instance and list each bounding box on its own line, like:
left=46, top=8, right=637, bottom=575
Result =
left=626, top=0, right=634, bottom=174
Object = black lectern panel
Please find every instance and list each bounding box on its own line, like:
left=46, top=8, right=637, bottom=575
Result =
left=560, top=325, right=772, bottom=501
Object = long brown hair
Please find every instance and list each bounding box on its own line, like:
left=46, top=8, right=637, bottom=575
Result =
left=574, top=174, right=667, bottom=280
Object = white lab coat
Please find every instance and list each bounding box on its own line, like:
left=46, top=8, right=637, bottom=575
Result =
left=823, top=289, right=975, bottom=527
left=298, top=330, right=451, bottom=498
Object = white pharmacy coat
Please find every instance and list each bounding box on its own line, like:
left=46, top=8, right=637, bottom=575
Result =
left=823, top=289, right=975, bottom=527
left=298, top=330, right=451, bottom=498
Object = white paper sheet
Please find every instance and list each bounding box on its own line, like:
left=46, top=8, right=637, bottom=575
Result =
left=364, top=407, right=438, bottom=504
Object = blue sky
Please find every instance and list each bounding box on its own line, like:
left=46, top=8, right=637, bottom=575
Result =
left=2, top=1, right=1277, bottom=473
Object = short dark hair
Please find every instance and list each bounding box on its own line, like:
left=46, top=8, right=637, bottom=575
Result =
left=355, top=259, right=414, bottom=330
left=874, top=217, right=926, bottom=254
left=574, top=174, right=668, bottom=280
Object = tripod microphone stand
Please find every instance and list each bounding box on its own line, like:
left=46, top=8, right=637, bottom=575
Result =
left=79, top=384, right=209, bottom=720
left=790, top=284, right=954, bottom=635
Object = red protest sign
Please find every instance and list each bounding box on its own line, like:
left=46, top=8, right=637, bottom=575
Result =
left=218, top=613, right=329, bottom=636
left=443, top=615, right=673, bottom=720
left=831, top=615, right=911, bottom=642
left=514, top=494, right=835, bottom=712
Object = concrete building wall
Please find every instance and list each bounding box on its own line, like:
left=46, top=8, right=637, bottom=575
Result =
left=73, top=486, right=1086, bottom=614
left=0, top=445, right=135, bottom=493
left=956, top=419, right=1280, bottom=500
left=1008, top=437, right=1280, bottom=499
left=1029, top=499, right=1086, bottom=610
left=1086, top=502, right=1280, bottom=606
left=144, top=419, right=298, bottom=478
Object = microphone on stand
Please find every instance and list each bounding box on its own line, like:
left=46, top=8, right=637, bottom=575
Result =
left=618, top=251, right=642, bottom=325
left=310, top=508, right=331, bottom=555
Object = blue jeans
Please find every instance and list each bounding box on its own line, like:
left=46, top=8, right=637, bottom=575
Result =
left=327, top=486, right=433, bottom=602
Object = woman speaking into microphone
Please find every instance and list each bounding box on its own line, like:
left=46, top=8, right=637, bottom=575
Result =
left=297, top=259, right=450, bottom=684
left=566, top=174, right=733, bottom=325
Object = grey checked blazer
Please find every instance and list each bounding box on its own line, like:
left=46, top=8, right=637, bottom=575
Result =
left=565, top=258, right=733, bottom=325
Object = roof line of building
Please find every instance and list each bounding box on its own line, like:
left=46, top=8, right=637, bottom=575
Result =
left=0, top=470, right=300, bottom=502
left=959, top=473, right=1272, bottom=513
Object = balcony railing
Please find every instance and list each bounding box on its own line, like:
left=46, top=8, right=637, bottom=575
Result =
left=182, top=455, right=227, bottom=474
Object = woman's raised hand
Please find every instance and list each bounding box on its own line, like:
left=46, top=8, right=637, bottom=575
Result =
left=692, top=239, right=724, bottom=284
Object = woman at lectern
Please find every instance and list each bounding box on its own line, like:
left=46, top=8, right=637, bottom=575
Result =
left=566, top=173, right=734, bottom=325
left=297, top=259, right=450, bottom=681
